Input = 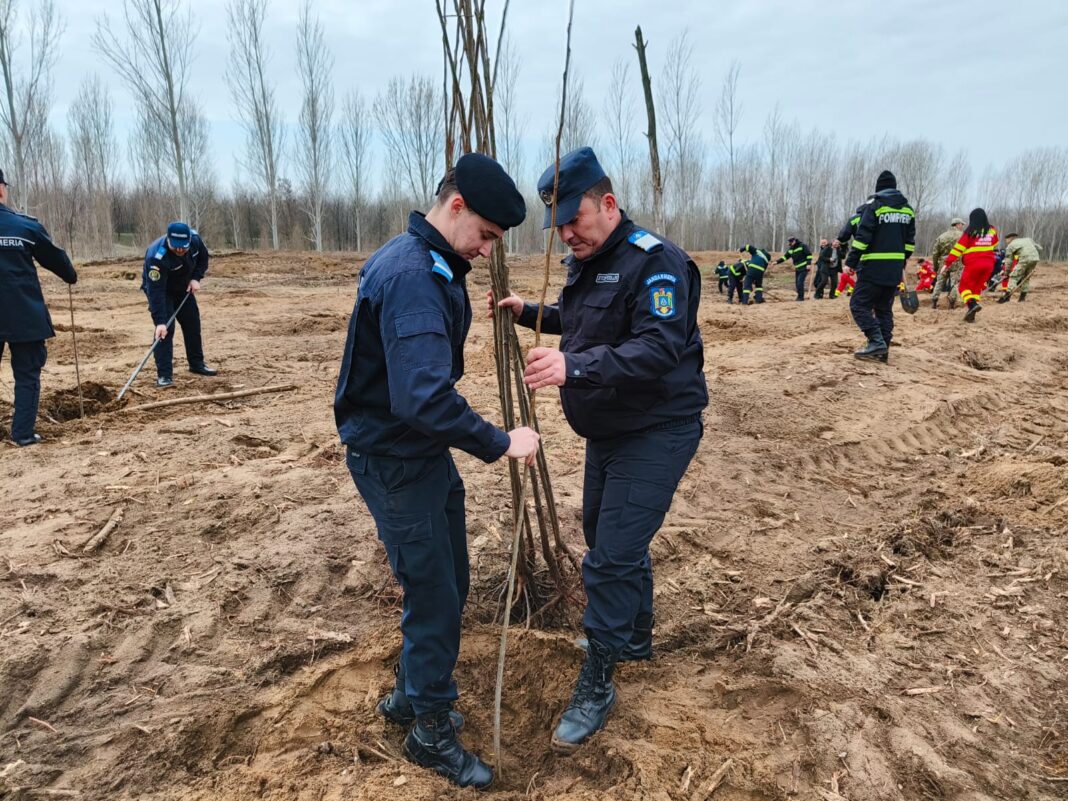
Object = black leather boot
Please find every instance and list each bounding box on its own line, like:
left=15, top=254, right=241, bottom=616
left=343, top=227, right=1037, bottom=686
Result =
left=1018, top=292, right=1027, bottom=302
left=551, top=636, right=619, bottom=754
left=378, top=689, right=464, bottom=731
left=576, top=613, right=653, bottom=662
left=403, top=710, right=493, bottom=790
left=964, top=299, right=981, bottom=323
left=189, top=364, right=218, bottom=376
left=996, top=292, right=1011, bottom=304
left=854, top=334, right=888, bottom=363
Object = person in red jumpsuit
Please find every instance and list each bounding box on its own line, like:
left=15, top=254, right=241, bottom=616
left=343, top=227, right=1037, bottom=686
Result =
left=915, top=258, right=936, bottom=292
left=943, top=208, right=998, bottom=324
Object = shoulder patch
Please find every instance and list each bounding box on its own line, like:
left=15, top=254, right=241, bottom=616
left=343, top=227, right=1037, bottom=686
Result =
left=643, top=272, right=678, bottom=287
left=429, top=249, right=453, bottom=283
left=649, top=286, right=676, bottom=318
left=155, top=245, right=167, bottom=260
left=627, top=230, right=663, bottom=253
left=148, top=267, right=161, bottom=282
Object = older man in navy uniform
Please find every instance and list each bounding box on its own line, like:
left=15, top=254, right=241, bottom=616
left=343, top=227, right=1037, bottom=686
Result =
left=142, top=222, right=215, bottom=387
left=335, top=153, right=539, bottom=790
left=0, top=170, right=77, bottom=446
left=494, top=147, right=708, bottom=753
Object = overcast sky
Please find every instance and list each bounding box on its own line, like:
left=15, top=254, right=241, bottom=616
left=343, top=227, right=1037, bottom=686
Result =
left=46, top=0, right=1068, bottom=190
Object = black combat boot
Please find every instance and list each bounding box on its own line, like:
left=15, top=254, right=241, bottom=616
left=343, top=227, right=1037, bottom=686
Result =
left=948, top=295, right=958, bottom=309
left=1018, top=292, right=1027, bottom=302
left=551, top=636, right=619, bottom=754
left=378, top=690, right=464, bottom=731
left=931, top=296, right=939, bottom=309
left=996, top=292, right=1011, bottom=304
left=576, top=614, right=653, bottom=662
left=964, top=299, right=981, bottom=323
left=403, top=710, right=493, bottom=790
left=854, top=333, right=888, bottom=363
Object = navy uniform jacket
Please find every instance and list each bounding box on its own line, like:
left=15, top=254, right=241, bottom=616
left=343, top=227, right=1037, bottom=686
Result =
left=845, top=188, right=916, bottom=285
left=740, top=245, right=770, bottom=272
left=517, top=216, right=708, bottom=441
left=141, top=233, right=209, bottom=325
left=334, top=212, right=510, bottom=463
left=0, top=203, right=77, bottom=343
left=775, top=241, right=812, bottom=271
left=836, top=203, right=865, bottom=246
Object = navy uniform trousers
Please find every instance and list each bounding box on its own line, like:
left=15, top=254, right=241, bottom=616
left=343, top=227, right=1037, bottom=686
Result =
left=582, top=420, right=702, bottom=652
left=794, top=268, right=810, bottom=301
left=148, top=291, right=205, bottom=379
left=850, top=278, right=896, bottom=345
left=0, top=340, right=47, bottom=441
left=346, top=447, right=467, bottom=714
left=742, top=267, right=765, bottom=304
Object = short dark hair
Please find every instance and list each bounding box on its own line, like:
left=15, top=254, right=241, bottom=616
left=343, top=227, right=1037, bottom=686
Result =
left=1005, top=232, right=1019, bottom=239
left=435, top=169, right=459, bottom=205
left=582, top=175, right=614, bottom=206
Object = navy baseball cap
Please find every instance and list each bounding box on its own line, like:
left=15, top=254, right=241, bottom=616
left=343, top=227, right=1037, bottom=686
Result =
left=167, top=221, right=192, bottom=249
left=537, top=146, right=606, bottom=229
left=452, top=153, right=526, bottom=230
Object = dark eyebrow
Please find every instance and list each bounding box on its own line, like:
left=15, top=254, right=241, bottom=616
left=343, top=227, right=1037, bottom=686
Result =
left=484, top=229, right=500, bottom=241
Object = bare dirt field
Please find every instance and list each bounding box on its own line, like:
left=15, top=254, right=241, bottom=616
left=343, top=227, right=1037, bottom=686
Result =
left=2, top=249, right=1067, bottom=801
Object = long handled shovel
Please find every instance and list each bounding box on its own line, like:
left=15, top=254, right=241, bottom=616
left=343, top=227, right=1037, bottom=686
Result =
left=899, top=276, right=920, bottom=315
left=67, top=285, right=85, bottom=418
left=116, top=292, right=191, bottom=402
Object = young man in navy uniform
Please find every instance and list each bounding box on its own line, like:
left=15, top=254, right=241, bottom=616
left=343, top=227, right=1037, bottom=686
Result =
left=775, top=237, right=813, bottom=301
left=494, top=146, right=708, bottom=753
left=335, top=153, right=540, bottom=790
left=0, top=170, right=77, bottom=446
left=142, top=221, right=215, bottom=387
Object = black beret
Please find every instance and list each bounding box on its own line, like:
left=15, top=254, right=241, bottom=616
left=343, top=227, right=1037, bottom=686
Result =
left=454, top=153, right=526, bottom=230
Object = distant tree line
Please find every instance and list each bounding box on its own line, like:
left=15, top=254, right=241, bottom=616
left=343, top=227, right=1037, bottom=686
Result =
left=0, top=0, right=1065, bottom=261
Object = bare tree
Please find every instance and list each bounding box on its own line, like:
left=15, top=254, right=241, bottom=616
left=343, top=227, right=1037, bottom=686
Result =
left=633, top=26, right=663, bottom=233
left=93, top=0, right=195, bottom=220
left=295, top=0, right=333, bottom=251
left=338, top=90, right=370, bottom=252
left=660, top=31, right=703, bottom=247
left=942, top=148, right=971, bottom=217
left=603, top=58, right=636, bottom=211
left=181, top=107, right=215, bottom=231
left=226, top=0, right=284, bottom=249
left=714, top=61, right=742, bottom=248
left=0, top=0, right=62, bottom=212
left=374, top=75, right=442, bottom=205
left=883, top=138, right=942, bottom=214
left=496, top=36, right=526, bottom=251
left=68, top=74, right=116, bottom=254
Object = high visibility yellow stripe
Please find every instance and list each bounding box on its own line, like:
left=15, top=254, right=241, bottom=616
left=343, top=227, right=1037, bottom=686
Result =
left=852, top=240, right=870, bottom=251
left=874, top=205, right=915, bottom=216
left=904, top=244, right=915, bottom=252
left=964, top=245, right=995, bottom=253
left=860, top=252, right=906, bottom=261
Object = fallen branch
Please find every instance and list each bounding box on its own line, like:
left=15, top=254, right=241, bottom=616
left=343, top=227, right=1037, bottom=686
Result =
left=123, top=384, right=296, bottom=412
left=82, top=506, right=124, bottom=553
left=694, top=758, right=733, bottom=800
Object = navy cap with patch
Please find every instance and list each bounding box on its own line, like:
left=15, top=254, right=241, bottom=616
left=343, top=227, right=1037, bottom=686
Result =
left=166, top=221, right=192, bottom=249
left=537, top=146, right=606, bottom=229
left=453, top=153, right=526, bottom=230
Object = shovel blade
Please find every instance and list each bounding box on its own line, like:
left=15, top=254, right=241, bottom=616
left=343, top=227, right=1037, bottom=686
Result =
left=900, top=290, right=920, bottom=315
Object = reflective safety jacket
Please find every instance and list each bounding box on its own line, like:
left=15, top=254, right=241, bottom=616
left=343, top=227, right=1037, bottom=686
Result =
left=836, top=204, right=865, bottom=246
left=845, top=188, right=916, bottom=286
left=727, top=259, right=747, bottom=278
left=740, top=245, right=770, bottom=273
left=714, top=262, right=730, bottom=280
left=775, top=241, right=812, bottom=271
left=944, top=226, right=999, bottom=274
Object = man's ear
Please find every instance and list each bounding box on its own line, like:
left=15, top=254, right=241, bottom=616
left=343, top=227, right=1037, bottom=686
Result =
left=601, top=192, right=618, bottom=213
left=449, top=194, right=466, bottom=216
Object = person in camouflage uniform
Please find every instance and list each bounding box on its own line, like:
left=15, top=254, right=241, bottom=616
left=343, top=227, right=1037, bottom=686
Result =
left=931, top=217, right=965, bottom=308
left=996, top=233, right=1042, bottom=303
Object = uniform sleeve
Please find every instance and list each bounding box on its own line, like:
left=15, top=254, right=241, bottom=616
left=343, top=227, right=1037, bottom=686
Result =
left=380, top=270, right=510, bottom=463
left=30, top=221, right=77, bottom=284
left=944, top=233, right=967, bottom=267
left=517, top=300, right=562, bottom=335
left=563, top=252, right=696, bottom=388
left=904, top=213, right=916, bottom=259
left=835, top=216, right=855, bottom=244
left=191, top=234, right=209, bottom=280
left=143, top=253, right=169, bottom=325
left=846, top=204, right=877, bottom=269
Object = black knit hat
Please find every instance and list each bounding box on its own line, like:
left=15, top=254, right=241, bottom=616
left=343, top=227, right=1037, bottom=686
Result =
left=875, top=170, right=897, bottom=191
